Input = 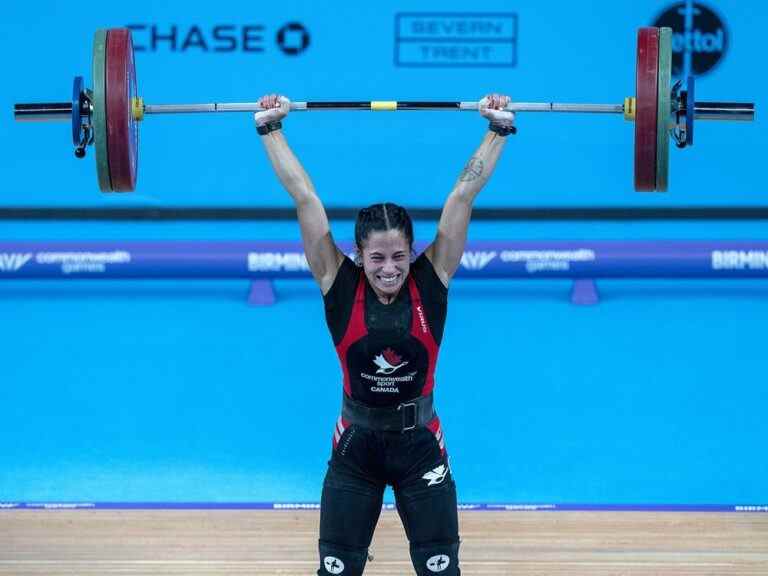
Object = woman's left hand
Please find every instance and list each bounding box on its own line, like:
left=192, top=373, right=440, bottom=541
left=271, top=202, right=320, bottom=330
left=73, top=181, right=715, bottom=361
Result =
left=479, top=93, right=514, bottom=127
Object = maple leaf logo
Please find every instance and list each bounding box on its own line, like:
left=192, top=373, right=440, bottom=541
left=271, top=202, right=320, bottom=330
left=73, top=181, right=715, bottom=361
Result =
left=373, top=348, right=409, bottom=374
left=382, top=348, right=402, bottom=366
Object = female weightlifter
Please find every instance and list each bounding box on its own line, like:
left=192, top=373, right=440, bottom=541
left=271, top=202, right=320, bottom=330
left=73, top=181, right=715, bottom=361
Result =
left=254, top=93, right=514, bottom=576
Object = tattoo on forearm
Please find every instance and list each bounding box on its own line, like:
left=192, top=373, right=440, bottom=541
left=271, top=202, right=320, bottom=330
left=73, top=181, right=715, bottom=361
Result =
left=459, top=158, right=484, bottom=182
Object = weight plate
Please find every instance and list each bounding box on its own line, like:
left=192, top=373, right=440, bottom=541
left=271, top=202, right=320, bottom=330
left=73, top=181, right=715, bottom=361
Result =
left=71, top=76, right=83, bottom=147
left=634, top=27, right=659, bottom=192
left=655, top=27, right=672, bottom=192
left=92, top=30, right=111, bottom=192
left=656, top=28, right=672, bottom=192
left=686, top=75, right=695, bottom=146
left=105, top=28, right=139, bottom=192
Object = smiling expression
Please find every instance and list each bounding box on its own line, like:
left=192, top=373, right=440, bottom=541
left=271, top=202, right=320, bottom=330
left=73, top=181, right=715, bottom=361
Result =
left=359, top=229, right=411, bottom=303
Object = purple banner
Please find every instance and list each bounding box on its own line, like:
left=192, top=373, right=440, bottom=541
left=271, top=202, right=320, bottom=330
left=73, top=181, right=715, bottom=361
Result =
left=1, top=240, right=768, bottom=279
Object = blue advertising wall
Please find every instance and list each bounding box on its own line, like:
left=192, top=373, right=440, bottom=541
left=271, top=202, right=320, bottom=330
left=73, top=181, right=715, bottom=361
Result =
left=2, top=0, right=765, bottom=205
left=1, top=0, right=766, bottom=508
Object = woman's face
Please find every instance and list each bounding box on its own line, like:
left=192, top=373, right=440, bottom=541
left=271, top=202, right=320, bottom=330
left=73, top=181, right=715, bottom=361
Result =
left=359, top=229, right=411, bottom=302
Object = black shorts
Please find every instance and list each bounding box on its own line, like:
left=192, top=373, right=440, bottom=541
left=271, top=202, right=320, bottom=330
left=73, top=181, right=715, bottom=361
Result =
left=318, top=421, right=460, bottom=574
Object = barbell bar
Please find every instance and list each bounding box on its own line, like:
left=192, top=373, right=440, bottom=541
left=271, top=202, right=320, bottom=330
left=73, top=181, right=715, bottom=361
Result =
left=13, top=27, right=755, bottom=193
left=13, top=96, right=752, bottom=117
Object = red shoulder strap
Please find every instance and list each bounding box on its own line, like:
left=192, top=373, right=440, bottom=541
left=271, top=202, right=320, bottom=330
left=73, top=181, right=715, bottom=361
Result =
left=335, top=272, right=368, bottom=396
left=407, top=276, right=439, bottom=396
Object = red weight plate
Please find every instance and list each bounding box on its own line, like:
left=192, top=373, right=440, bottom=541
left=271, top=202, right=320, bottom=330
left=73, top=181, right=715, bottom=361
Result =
left=634, top=27, right=659, bottom=192
left=105, top=29, right=139, bottom=192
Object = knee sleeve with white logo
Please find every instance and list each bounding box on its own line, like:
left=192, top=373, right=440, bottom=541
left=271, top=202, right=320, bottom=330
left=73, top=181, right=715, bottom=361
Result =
left=317, top=540, right=369, bottom=576
left=409, top=541, right=460, bottom=575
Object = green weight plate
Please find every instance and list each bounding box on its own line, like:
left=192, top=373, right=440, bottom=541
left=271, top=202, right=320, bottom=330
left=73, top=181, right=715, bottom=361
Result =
left=92, top=29, right=111, bottom=192
left=656, top=27, right=672, bottom=192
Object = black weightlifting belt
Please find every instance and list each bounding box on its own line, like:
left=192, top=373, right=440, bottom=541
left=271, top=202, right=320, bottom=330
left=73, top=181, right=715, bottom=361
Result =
left=342, top=393, right=435, bottom=432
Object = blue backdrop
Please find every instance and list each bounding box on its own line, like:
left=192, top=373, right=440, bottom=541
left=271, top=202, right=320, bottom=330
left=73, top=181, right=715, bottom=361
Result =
left=1, top=0, right=766, bottom=507
left=2, top=0, right=765, bottom=205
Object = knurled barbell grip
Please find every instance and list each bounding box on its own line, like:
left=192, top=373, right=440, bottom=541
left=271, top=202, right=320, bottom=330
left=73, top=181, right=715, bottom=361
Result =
left=142, top=100, right=753, bottom=119
left=142, top=101, right=627, bottom=114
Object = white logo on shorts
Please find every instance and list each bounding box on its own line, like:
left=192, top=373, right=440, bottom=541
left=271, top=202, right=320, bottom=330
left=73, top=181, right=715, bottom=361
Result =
left=324, top=555, right=345, bottom=574
left=422, top=464, right=448, bottom=486
left=427, top=554, right=450, bottom=572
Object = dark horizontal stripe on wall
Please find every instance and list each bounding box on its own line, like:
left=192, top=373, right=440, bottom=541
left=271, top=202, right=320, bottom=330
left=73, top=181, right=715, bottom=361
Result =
left=2, top=206, right=768, bottom=221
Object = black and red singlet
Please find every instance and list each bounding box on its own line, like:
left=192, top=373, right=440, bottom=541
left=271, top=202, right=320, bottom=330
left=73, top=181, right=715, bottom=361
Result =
left=323, top=253, right=448, bottom=408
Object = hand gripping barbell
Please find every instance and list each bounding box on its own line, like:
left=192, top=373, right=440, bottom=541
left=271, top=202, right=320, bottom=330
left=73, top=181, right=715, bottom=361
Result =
left=14, top=27, right=754, bottom=193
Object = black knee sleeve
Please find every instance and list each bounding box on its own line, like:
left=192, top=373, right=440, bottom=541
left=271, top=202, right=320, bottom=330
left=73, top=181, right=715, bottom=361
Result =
left=317, top=540, right=369, bottom=576
left=409, top=540, right=460, bottom=575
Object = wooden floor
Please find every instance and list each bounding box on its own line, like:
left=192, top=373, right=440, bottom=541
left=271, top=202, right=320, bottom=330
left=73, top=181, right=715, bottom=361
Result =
left=1, top=510, right=767, bottom=575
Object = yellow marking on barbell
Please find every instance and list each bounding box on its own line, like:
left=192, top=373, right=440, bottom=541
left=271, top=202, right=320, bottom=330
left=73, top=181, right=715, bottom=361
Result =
left=132, top=97, right=145, bottom=121
left=371, top=101, right=398, bottom=111
left=623, top=96, right=636, bottom=121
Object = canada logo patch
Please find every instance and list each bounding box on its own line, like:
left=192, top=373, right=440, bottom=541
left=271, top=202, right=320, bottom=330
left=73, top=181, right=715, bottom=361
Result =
left=373, top=347, right=409, bottom=374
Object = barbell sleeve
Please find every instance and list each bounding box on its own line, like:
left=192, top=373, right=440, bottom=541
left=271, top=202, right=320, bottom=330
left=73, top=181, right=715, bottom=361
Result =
left=14, top=102, right=75, bottom=122
left=691, top=102, right=755, bottom=122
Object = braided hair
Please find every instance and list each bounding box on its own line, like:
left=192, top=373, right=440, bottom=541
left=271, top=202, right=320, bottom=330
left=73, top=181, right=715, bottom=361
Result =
left=354, top=203, right=414, bottom=254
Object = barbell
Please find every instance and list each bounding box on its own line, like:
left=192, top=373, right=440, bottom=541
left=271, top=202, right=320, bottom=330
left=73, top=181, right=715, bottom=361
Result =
left=14, top=27, right=754, bottom=193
